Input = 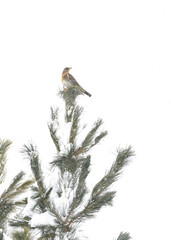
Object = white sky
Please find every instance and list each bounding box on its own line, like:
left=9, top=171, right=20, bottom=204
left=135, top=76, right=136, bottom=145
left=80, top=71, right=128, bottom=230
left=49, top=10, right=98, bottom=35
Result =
left=0, top=0, right=171, bottom=239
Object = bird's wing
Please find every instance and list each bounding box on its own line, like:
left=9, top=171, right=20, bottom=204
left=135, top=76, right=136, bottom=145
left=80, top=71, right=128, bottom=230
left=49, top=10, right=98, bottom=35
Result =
left=68, top=73, right=80, bottom=86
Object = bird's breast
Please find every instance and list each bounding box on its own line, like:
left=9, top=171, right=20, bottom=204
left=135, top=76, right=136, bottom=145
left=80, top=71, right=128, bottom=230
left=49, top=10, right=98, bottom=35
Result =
left=62, top=78, right=73, bottom=88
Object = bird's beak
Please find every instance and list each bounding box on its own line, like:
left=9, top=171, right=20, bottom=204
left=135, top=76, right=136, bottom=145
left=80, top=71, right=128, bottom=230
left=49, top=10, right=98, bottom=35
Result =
left=69, top=67, right=72, bottom=71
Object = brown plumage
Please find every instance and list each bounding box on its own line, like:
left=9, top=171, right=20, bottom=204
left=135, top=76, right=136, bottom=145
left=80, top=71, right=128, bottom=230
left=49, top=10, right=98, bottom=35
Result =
left=61, top=67, right=91, bottom=97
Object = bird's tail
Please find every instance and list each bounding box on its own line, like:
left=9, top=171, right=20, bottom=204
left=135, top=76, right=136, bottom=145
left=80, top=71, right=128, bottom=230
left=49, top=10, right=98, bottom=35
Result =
left=79, top=86, right=91, bottom=97
left=84, top=90, right=91, bottom=97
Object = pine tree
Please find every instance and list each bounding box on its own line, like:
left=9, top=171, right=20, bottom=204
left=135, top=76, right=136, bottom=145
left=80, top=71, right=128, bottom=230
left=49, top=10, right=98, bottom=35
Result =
left=10, top=88, right=134, bottom=240
left=0, top=139, right=34, bottom=239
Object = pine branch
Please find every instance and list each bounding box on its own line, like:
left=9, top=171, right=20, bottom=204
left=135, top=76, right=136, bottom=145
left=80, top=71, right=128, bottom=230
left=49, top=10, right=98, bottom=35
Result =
left=0, top=171, right=33, bottom=230
left=0, top=139, right=12, bottom=183
left=48, top=107, right=61, bottom=152
left=58, top=88, right=82, bottom=122
left=116, top=232, right=131, bottom=240
left=72, top=156, right=90, bottom=208
left=10, top=179, right=34, bottom=198
left=1, top=171, right=34, bottom=201
left=22, top=143, right=64, bottom=224
left=2, top=171, right=24, bottom=195
left=92, top=146, right=134, bottom=198
left=69, top=105, right=83, bottom=144
left=28, top=186, right=46, bottom=212
left=36, top=225, right=57, bottom=240
left=14, top=198, right=27, bottom=206
left=48, top=122, right=61, bottom=152
left=58, top=88, right=83, bottom=106
left=51, top=145, right=80, bottom=174
left=0, top=202, right=13, bottom=228
left=9, top=217, right=30, bottom=228
left=0, top=139, right=33, bottom=235
left=12, top=227, right=32, bottom=240
left=30, top=186, right=53, bottom=213
left=65, top=156, right=90, bottom=224
left=50, top=106, right=59, bottom=122
left=67, top=191, right=116, bottom=227
left=66, top=146, right=134, bottom=227
left=75, top=118, right=107, bottom=156
left=22, top=144, right=44, bottom=191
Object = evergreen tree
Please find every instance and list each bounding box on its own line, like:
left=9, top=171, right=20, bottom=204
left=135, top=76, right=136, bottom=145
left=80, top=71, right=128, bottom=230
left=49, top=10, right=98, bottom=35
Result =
left=0, top=139, right=34, bottom=239
left=10, top=88, right=134, bottom=240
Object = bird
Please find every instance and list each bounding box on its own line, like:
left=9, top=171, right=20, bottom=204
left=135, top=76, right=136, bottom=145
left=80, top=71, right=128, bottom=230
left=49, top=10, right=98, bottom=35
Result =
left=61, top=67, right=91, bottom=97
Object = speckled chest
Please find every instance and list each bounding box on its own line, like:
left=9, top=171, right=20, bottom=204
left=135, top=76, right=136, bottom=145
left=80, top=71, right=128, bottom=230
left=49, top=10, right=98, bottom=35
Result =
left=62, top=73, right=73, bottom=87
left=62, top=77, right=72, bottom=88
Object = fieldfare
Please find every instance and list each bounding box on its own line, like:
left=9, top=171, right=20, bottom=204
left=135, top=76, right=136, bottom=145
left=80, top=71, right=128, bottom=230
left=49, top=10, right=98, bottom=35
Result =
left=61, top=67, right=91, bottom=97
